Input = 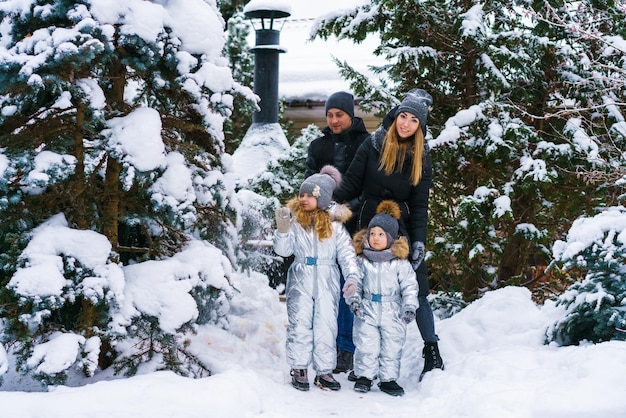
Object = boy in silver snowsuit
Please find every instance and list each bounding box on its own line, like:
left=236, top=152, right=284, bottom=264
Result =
left=273, top=165, right=361, bottom=392
left=343, top=200, right=419, bottom=396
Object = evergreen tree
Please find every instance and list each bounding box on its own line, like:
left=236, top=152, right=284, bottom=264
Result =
left=540, top=1, right=626, bottom=344
left=247, top=124, right=316, bottom=203
left=223, top=10, right=257, bottom=154
left=312, top=0, right=626, bottom=300
left=217, top=0, right=248, bottom=23
left=0, top=0, right=250, bottom=383
left=547, top=207, right=626, bottom=345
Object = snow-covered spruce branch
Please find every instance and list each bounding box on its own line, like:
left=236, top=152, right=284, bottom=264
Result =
left=506, top=99, right=626, bottom=121
left=531, top=2, right=626, bottom=56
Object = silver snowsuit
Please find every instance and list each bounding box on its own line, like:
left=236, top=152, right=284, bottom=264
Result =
left=273, top=202, right=360, bottom=375
left=349, top=233, right=418, bottom=382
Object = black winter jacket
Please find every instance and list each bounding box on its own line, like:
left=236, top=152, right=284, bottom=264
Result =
left=304, top=117, right=370, bottom=178
left=333, top=124, right=432, bottom=246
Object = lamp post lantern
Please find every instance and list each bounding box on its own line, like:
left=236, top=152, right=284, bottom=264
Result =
left=243, top=2, right=290, bottom=124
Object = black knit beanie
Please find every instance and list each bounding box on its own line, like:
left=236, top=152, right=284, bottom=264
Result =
left=325, top=91, right=355, bottom=118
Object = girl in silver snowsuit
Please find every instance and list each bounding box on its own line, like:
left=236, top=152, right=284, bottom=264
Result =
left=273, top=166, right=361, bottom=392
left=343, top=200, right=418, bottom=396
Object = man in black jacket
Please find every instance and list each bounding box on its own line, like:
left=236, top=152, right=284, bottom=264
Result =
left=304, top=91, right=369, bottom=375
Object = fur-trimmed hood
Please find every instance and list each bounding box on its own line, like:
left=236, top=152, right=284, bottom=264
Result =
left=370, top=126, right=387, bottom=153
left=353, top=228, right=410, bottom=259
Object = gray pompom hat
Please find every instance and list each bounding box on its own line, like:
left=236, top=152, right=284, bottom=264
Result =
left=395, top=88, right=433, bottom=135
left=325, top=91, right=355, bottom=118
left=299, top=165, right=342, bottom=210
left=367, top=200, right=401, bottom=247
left=368, top=213, right=398, bottom=247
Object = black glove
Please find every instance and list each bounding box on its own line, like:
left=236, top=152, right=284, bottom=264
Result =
left=401, top=310, right=416, bottom=324
left=410, top=241, right=425, bottom=271
left=350, top=301, right=363, bottom=319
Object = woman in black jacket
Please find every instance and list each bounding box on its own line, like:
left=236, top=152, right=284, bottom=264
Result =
left=334, top=89, right=444, bottom=381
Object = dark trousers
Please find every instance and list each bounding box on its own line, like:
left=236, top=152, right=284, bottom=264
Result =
left=415, top=261, right=439, bottom=343
left=337, top=274, right=355, bottom=353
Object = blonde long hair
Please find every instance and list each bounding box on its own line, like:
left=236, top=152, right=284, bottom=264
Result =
left=378, top=119, right=425, bottom=185
left=286, top=197, right=333, bottom=241
left=295, top=208, right=333, bottom=241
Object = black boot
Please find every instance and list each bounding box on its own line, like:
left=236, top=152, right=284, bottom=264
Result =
left=378, top=380, right=404, bottom=396
left=290, top=369, right=309, bottom=391
left=353, top=376, right=372, bottom=393
left=419, top=342, right=444, bottom=382
left=332, top=349, right=354, bottom=373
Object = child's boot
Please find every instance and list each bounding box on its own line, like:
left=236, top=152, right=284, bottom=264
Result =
left=314, top=373, right=341, bottom=391
left=290, top=369, right=309, bottom=391
left=353, top=376, right=372, bottom=393
left=378, top=380, right=404, bottom=396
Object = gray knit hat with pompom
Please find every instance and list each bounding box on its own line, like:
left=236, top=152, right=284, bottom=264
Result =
left=395, top=88, right=433, bottom=135
left=367, top=200, right=401, bottom=249
left=368, top=200, right=401, bottom=241
left=299, top=165, right=342, bottom=210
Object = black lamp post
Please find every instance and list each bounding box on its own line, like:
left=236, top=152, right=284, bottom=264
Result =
left=244, top=3, right=290, bottom=124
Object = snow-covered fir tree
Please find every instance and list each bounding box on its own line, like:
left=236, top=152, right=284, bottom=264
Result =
left=541, top=1, right=626, bottom=345
left=548, top=206, right=626, bottom=345
left=0, top=0, right=255, bottom=384
left=223, top=10, right=256, bottom=154
left=312, top=0, right=626, bottom=300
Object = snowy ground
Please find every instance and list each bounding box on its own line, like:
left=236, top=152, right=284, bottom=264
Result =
left=1, top=272, right=625, bottom=418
